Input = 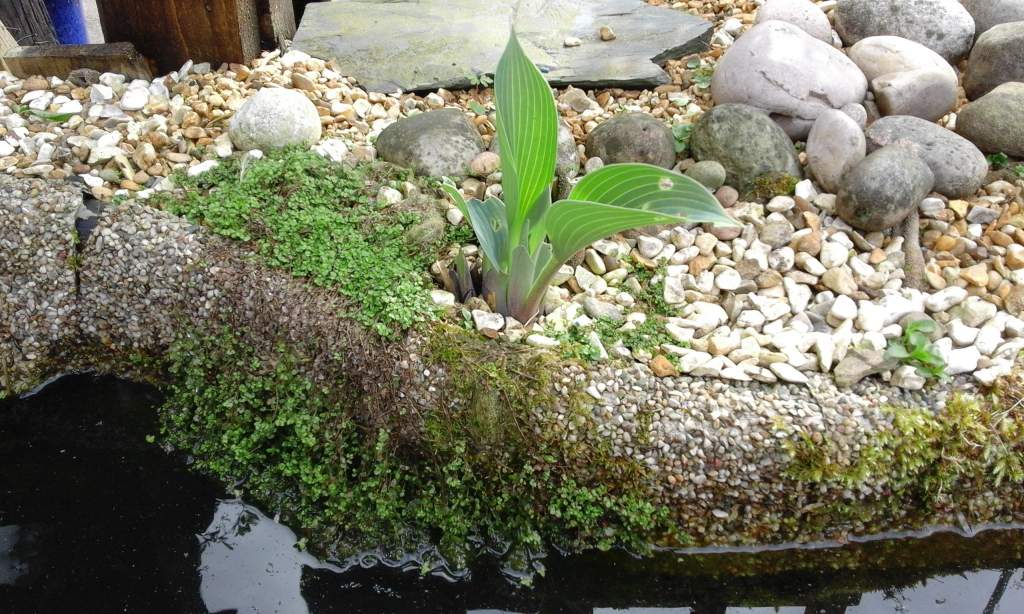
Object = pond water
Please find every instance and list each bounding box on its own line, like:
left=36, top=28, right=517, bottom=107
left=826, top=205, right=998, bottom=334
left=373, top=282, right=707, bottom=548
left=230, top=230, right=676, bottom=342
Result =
left=2, top=375, right=1023, bottom=614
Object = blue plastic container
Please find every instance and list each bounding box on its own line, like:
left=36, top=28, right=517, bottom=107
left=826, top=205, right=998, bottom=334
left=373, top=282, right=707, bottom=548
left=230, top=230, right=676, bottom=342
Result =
left=44, top=0, right=88, bottom=45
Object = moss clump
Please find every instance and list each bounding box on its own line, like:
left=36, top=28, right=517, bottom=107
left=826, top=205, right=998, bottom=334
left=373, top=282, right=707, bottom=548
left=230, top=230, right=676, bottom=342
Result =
left=159, top=324, right=675, bottom=580
left=750, top=172, right=799, bottom=201
left=552, top=317, right=676, bottom=362
left=632, top=266, right=679, bottom=318
left=782, top=389, right=1024, bottom=530
left=150, top=148, right=441, bottom=338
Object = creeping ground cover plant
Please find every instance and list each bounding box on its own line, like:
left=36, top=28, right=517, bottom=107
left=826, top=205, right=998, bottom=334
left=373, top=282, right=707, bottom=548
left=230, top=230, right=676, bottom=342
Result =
left=442, top=30, right=738, bottom=323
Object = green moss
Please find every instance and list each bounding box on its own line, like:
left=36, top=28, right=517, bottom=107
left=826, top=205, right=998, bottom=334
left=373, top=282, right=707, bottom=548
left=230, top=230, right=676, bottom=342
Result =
left=782, top=393, right=1024, bottom=528
left=750, top=172, right=799, bottom=201
left=632, top=266, right=679, bottom=317
left=150, top=148, right=441, bottom=338
left=159, top=324, right=676, bottom=580
left=553, top=317, right=677, bottom=363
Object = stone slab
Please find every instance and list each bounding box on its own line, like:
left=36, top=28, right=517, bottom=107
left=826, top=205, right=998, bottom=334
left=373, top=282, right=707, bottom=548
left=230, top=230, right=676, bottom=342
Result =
left=292, top=0, right=712, bottom=92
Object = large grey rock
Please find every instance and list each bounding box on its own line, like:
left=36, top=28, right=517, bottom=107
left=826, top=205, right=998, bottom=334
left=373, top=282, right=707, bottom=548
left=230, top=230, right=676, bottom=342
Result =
left=847, top=36, right=957, bottom=121
left=806, top=109, right=866, bottom=193
left=376, top=109, right=485, bottom=178
left=690, top=103, right=802, bottom=192
left=228, top=88, right=322, bottom=151
left=847, top=36, right=957, bottom=85
left=865, top=116, right=988, bottom=199
left=957, top=82, right=1024, bottom=157
left=872, top=68, right=957, bottom=122
left=960, top=0, right=1024, bottom=36
left=834, top=0, right=975, bottom=62
left=710, top=21, right=867, bottom=140
left=963, top=22, right=1024, bottom=100
left=754, top=0, right=832, bottom=42
left=837, top=144, right=935, bottom=231
left=585, top=113, right=676, bottom=168
left=847, top=36, right=955, bottom=83
left=291, top=0, right=712, bottom=92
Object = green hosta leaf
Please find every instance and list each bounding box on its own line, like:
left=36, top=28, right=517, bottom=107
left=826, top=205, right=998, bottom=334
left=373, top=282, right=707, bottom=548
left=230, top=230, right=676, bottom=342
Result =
left=508, top=244, right=538, bottom=315
left=465, top=197, right=509, bottom=271
left=546, top=199, right=686, bottom=263
left=568, top=163, right=738, bottom=228
left=495, top=29, right=558, bottom=246
left=525, top=186, right=551, bottom=251
left=440, top=179, right=469, bottom=219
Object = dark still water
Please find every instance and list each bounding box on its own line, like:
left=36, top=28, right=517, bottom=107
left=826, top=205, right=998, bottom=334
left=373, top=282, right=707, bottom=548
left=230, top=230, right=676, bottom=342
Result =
left=1, top=375, right=1023, bottom=614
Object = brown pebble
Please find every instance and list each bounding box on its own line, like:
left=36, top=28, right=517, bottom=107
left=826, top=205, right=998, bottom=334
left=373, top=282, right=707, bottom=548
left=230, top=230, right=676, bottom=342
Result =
left=715, top=186, right=739, bottom=208
left=649, top=355, right=678, bottom=378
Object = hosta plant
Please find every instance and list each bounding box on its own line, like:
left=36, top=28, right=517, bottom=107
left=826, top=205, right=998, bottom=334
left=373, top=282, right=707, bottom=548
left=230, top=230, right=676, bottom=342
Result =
left=442, top=31, right=737, bottom=323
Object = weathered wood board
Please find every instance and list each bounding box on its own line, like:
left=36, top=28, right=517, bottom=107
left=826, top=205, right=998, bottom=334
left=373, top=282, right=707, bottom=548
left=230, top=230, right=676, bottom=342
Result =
left=4, top=42, right=153, bottom=80
left=0, top=0, right=57, bottom=46
left=0, top=22, right=17, bottom=71
left=96, top=0, right=260, bottom=74
left=292, top=0, right=712, bottom=93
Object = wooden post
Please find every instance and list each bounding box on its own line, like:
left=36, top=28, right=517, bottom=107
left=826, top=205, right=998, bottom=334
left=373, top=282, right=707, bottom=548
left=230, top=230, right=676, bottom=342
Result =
left=95, top=0, right=260, bottom=74
left=258, top=0, right=296, bottom=49
left=0, top=0, right=57, bottom=46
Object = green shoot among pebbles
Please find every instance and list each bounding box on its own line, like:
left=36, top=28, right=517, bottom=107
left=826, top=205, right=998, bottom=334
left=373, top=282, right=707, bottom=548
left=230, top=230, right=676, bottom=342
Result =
left=442, top=30, right=736, bottom=324
left=884, top=320, right=946, bottom=381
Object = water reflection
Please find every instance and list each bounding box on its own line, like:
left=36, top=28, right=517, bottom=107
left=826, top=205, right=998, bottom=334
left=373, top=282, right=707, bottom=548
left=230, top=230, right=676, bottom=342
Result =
left=198, top=500, right=339, bottom=614
left=1, top=374, right=1023, bottom=613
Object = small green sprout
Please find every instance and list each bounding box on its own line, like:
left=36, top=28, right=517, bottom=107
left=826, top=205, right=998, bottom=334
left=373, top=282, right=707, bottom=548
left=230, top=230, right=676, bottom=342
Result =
left=885, top=319, right=947, bottom=381
left=987, top=152, right=1010, bottom=169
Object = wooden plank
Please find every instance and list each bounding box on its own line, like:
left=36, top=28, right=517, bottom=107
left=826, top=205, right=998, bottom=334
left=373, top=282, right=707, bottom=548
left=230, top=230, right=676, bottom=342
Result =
left=0, top=22, right=18, bottom=71
left=258, top=0, right=296, bottom=48
left=4, top=42, right=153, bottom=80
left=96, top=0, right=260, bottom=74
left=0, top=0, right=57, bottom=46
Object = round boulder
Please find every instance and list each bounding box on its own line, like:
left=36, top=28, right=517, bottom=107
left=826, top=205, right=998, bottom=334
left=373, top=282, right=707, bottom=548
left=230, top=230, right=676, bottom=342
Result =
left=847, top=36, right=958, bottom=121
left=847, top=36, right=957, bottom=83
left=376, top=108, right=485, bottom=178
left=754, top=0, right=833, bottom=43
left=690, top=103, right=802, bottom=192
left=960, top=0, right=1024, bottom=37
left=834, top=0, right=976, bottom=62
left=585, top=113, right=676, bottom=168
left=228, top=88, right=322, bottom=151
left=871, top=69, right=957, bottom=122
left=806, top=109, right=866, bottom=194
left=957, top=82, right=1024, bottom=157
left=837, top=144, right=935, bottom=231
left=963, top=21, right=1024, bottom=100
left=865, top=116, right=988, bottom=199
left=710, top=21, right=867, bottom=140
